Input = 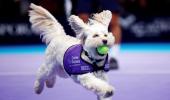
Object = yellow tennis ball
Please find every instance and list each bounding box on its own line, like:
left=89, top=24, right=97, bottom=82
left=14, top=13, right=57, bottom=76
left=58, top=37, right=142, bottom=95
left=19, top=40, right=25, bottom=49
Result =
left=97, top=45, right=109, bottom=55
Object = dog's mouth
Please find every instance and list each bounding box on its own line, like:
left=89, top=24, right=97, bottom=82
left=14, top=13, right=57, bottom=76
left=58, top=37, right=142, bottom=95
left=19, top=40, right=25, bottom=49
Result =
left=96, top=48, right=105, bottom=56
left=96, top=45, right=109, bottom=56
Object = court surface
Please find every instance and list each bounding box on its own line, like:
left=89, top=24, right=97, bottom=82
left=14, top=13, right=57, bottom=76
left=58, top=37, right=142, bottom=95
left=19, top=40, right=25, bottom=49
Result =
left=0, top=43, right=170, bottom=100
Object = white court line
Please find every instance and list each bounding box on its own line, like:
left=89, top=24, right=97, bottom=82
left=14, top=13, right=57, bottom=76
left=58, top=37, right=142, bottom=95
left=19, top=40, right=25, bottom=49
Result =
left=1, top=71, right=170, bottom=76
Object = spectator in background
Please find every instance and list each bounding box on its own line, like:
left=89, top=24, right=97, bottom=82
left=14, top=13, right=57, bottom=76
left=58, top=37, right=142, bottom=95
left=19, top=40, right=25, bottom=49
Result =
left=72, top=0, right=122, bottom=69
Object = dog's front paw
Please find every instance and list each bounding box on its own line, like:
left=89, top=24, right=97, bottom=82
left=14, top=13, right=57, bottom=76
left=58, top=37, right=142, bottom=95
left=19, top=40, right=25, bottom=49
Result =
left=83, top=80, right=114, bottom=97
left=103, top=90, right=113, bottom=98
left=96, top=83, right=114, bottom=98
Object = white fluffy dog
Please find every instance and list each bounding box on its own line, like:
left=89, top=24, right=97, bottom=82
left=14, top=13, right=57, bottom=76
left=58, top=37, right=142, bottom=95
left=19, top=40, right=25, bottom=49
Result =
left=29, top=3, right=115, bottom=100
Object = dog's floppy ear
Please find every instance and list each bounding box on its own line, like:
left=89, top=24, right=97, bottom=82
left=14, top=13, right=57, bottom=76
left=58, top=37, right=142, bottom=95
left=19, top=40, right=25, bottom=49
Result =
left=68, top=15, right=87, bottom=36
left=92, top=10, right=112, bottom=27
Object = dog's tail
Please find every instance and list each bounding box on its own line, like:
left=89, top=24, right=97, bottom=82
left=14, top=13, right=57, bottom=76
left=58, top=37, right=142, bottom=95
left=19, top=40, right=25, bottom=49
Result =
left=29, top=3, right=66, bottom=44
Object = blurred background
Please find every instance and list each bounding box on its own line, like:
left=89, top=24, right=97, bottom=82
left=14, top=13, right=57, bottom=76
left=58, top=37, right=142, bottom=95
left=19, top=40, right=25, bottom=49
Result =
left=0, top=0, right=170, bottom=100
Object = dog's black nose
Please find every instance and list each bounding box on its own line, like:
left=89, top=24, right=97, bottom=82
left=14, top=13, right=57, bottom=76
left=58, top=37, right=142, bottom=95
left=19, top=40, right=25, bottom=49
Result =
left=102, top=40, right=107, bottom=44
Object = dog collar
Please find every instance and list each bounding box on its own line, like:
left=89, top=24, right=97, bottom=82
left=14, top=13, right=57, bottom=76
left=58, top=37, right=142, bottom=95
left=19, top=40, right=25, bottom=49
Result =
left=84, top=50, right=104, bottom=63
left=63, top=44, right=110, bottom=75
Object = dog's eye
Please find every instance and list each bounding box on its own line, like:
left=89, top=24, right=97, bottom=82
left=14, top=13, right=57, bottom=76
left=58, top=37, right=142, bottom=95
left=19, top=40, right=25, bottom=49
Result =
left=93, top=34, right=99, bottom=38
left=104, top=34, right=107, bottom=37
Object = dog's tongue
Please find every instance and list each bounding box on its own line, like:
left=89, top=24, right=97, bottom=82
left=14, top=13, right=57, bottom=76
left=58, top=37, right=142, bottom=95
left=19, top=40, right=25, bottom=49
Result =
left=97, top=45, right=109, bottom=55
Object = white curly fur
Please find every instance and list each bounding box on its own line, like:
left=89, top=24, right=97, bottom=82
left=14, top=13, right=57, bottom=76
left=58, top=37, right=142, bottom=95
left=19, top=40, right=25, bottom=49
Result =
left=92, top=10, right=112, bottom=27
left=29, top=3, right=115, bottom=100
left=29, top=3, right=66, bottom=44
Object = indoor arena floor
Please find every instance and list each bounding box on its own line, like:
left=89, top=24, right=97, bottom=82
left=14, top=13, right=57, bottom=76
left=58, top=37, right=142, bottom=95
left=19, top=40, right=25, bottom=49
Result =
left=0, top=43, right=170, bottom=100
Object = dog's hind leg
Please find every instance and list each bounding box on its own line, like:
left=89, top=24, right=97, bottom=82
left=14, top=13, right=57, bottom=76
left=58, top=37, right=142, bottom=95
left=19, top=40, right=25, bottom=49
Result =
left=34, top=61, right=57, bottom=94
left=46, top=73, right=57, bottom=88
left=34, top=63, right=48, bottom=94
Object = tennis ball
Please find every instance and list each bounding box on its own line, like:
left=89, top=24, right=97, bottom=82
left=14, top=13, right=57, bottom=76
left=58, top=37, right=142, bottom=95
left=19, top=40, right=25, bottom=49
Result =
left=97, top=45, right=109, bottom=55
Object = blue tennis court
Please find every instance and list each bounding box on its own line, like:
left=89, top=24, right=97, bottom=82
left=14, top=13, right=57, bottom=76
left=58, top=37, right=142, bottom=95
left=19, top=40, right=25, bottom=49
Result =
left=0, top=43, right=170, bottom=100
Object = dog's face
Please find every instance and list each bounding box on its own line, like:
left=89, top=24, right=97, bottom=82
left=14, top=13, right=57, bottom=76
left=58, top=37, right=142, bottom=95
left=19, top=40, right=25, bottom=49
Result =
left=82, top=23, right=115, bottom=58
left=69, top=10, right=115, bottom=59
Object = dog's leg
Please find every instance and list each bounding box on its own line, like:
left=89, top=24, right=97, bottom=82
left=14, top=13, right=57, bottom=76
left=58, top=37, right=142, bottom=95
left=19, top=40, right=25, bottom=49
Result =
left=74, top=73, right=113, bottom=97
left=46, top=75, right=56, bottom=88
left=34, top=60, right=57, bottom=94
left=34, top=63, right=48, bottom=94
left=95, top=72, right=114, bottom=100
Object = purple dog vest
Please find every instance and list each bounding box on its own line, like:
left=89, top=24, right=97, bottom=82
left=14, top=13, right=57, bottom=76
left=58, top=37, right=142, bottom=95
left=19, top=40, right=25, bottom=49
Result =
left=63, top=44, right=110, bottom=75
